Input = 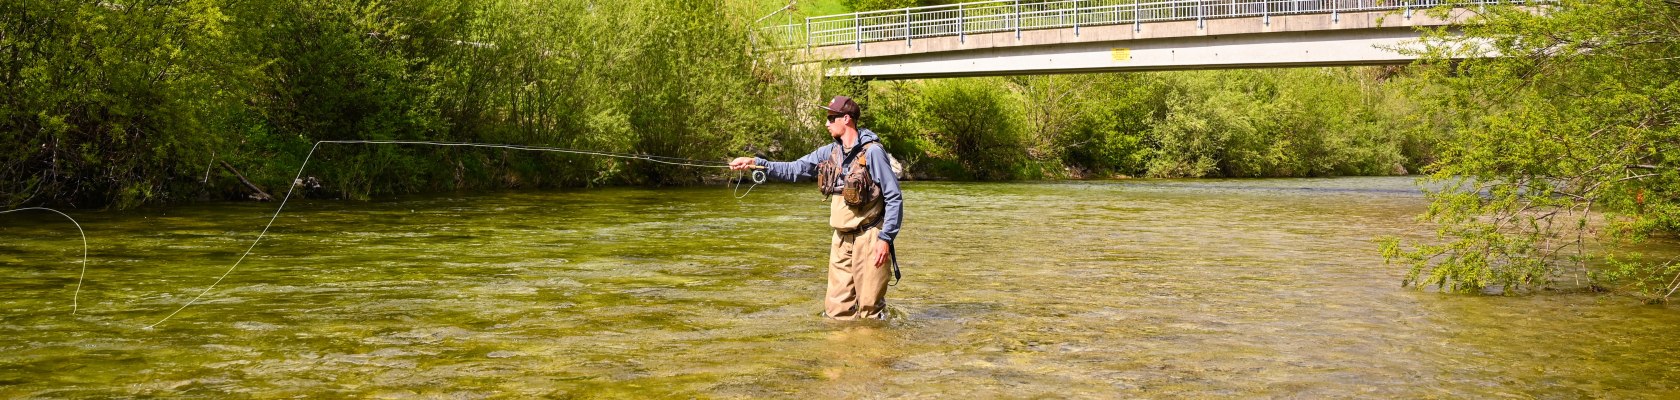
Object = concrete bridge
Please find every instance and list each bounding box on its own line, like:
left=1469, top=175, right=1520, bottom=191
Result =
left=758, top=0, right=1522, bottom=79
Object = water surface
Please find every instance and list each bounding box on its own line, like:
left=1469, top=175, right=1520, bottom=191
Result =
left=2, top=177, right=1676, bottom=397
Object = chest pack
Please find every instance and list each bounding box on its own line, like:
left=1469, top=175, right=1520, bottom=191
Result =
left=816, top=140, right=906, bottom=286
left=817, top=141, right=901, bottom=207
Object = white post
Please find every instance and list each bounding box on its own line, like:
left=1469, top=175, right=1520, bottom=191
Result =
left=905, top=9, right=912, bottom=47
left=1134, top=0, right=1141, bottom=32
left=1198, top=0, right=1205, bottom=30
left=1074, top=0, right=1081, bottom=37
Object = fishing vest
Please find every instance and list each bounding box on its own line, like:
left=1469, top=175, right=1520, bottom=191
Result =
left=817, top=141, right=899, bottom=233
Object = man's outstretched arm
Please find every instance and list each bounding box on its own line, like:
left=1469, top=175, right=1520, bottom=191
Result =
left=730, top=144, right=832, bottom=182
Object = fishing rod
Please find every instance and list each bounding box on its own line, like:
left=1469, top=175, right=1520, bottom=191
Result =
left=143, top=139, right=770, bottom=328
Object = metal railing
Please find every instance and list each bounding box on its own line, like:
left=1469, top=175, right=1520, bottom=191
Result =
left=758, top=0, right=1527, bottom=49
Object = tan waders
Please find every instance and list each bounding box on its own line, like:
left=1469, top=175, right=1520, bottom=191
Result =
left=824, top=193, right=889, bottom=320
left=826, top=225, right=890, bottom=320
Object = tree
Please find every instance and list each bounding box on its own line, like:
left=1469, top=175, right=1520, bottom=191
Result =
left=1, top=0, right=814, bottom=207
left=0, top=0, right=249, bottom=208
left=841, top=0, right=952, bottom=12
left=1381, top=0, right=1680, bottom=300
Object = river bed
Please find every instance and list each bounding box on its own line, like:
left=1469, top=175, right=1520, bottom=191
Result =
left=2, top=177, right=1676, bottom=397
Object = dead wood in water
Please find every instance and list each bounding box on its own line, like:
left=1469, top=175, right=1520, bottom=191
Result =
left=219, top=160, right=273, bottom=201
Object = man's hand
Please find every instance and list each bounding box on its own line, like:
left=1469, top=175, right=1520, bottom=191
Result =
left=872, top=240, right=891, bottom=268
left=728, top=157, right=758, bottom=171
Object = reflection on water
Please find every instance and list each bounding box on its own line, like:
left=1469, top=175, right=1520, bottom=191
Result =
left=2, top=177, right=1676, bottom=397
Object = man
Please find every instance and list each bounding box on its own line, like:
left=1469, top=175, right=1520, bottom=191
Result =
left=729, top=95, right=904, bottom=320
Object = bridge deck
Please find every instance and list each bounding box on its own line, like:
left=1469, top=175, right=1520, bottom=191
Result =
left=758, top=0, right=1527, bottom=78
left=760, top=0, right=1515, bottom=52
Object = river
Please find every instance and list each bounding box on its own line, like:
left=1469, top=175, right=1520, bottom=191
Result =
left=2, top=177, right=1676, bottom=397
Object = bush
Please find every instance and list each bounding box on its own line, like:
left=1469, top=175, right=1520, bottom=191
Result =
left=890, top=78, right=1029, bottom=180
left=1, top=0, right=817, bottom=208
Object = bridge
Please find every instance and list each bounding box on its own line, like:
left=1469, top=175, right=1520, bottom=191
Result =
left=758, top=0, right=1524, bottom=79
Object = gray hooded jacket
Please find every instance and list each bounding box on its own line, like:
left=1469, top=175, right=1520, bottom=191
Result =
left=754, top=128, right=903, bottom=243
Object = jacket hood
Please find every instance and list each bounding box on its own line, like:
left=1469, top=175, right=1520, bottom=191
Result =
left=834, top=128, right=880, bottom=148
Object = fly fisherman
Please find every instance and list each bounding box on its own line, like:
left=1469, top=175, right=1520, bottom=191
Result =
left=729, top=95, right=904, bottom=321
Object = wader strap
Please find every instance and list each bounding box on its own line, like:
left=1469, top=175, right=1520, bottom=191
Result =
left=887, top=243, right=901, bottom=286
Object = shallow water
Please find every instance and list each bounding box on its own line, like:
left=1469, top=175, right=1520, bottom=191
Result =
left=2, top=177, right=1677, bottom=397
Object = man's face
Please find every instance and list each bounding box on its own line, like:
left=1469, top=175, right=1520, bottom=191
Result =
left=825, top=113, right=848, bottom=138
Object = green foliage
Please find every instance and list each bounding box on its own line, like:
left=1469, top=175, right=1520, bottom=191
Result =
left=1383, top=0, right=1680, bottom=297
left=912, top=78, right=1028, bottom=180
left=2, top=0, right=815, bottom=207
left=0, top=0, right=252, bottom=208
left=0, top=0, right=1496, bottom=217
left=1145, top=73, right=1264, bottom=178
left=1591, top=253, right=1680, bottom=302
left=1142, top=69, right=1412, bottom=178
left=852, top=67, right=1423, bottom=181
left=1001, top=74, right=1161, bottom=178
left=862, top=78, right=1029, bottom=180
left=749, top=0, right=851, bottom=18
left=1053, top=74, right=1163, bottom=177
left=842, top=0, right=953, bottom=12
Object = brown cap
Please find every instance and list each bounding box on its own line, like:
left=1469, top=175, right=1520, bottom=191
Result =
left=819, top=95, right=860, bottom=119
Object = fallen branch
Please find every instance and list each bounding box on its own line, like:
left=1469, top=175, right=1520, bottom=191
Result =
left=219, top=160, right=273, bottom=201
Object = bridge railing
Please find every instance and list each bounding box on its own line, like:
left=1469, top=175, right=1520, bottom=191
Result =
left=757, top=0, right=1529, bottom=49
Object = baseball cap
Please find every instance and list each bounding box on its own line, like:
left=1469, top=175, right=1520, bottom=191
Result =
left=820, top=95, right=860, bottom=119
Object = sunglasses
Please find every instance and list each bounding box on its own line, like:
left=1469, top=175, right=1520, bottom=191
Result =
left=826, top=114, right=847, bottom=123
